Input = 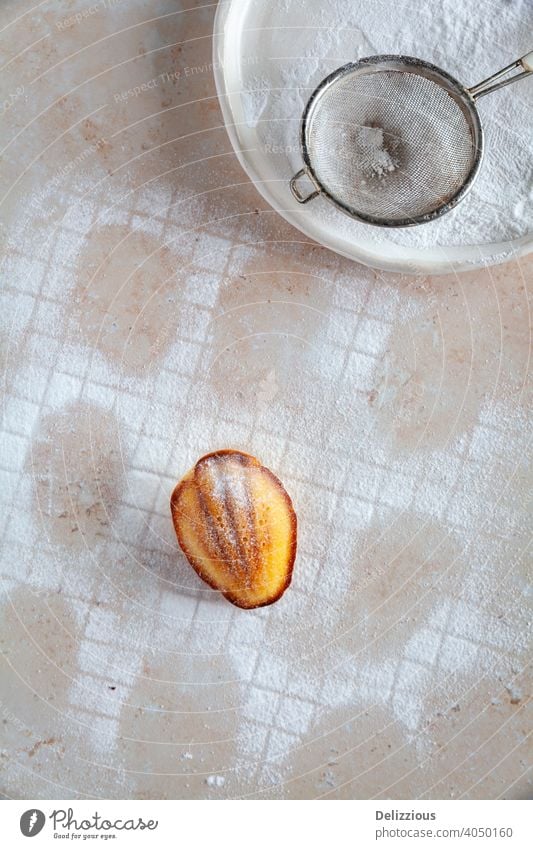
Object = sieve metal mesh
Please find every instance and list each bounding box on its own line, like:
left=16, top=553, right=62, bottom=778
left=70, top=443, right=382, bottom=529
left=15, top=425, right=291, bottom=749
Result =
left=304, top=65, right=480, bottom=224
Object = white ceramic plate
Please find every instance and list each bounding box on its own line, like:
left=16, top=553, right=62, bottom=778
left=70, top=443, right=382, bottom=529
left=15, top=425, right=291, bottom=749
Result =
left=213, top=0, right=533, bottom=274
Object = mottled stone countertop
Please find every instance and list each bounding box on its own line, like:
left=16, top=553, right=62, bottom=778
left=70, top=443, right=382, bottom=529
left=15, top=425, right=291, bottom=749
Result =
left=0, top=0, right=531, bottom=799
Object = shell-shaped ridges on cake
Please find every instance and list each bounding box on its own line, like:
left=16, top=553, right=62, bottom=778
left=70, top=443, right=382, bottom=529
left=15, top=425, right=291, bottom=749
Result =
left=170, top=450, right=297, bottom=609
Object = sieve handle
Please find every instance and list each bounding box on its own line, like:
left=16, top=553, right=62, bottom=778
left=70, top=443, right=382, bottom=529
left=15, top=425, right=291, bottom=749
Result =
left=290, top=168, right=320, bottom=204
left=468, top=50, right=533, bottom=100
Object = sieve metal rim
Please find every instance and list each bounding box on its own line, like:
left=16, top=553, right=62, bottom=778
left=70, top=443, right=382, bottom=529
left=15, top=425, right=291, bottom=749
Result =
left=297, top=54, right=485, bottom=228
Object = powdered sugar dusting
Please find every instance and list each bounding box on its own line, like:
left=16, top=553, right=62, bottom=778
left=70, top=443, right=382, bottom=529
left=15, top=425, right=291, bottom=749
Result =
left=352, top=126, right=399, bottom=180
left=1, top=169, right=530, bottom=795
left=0, top=0, right=530, bottom=801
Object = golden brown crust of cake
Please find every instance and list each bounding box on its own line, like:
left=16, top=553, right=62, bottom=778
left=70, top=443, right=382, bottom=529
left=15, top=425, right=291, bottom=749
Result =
left=170, top=450, right=297, bottom=609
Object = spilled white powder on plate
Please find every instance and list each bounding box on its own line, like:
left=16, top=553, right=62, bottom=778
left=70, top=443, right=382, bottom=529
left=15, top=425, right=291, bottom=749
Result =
left=237, top=0, right=533, bottom=250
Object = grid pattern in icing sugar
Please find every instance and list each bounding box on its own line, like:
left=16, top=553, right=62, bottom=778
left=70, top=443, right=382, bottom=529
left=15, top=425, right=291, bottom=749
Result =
left=2, top=186, right=531, bottom=796
left=0, top=0, right=531, bottom=802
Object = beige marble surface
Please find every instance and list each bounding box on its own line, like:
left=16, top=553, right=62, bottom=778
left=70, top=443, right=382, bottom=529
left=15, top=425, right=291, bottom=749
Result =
left=0, top=0, right=531, bottom=800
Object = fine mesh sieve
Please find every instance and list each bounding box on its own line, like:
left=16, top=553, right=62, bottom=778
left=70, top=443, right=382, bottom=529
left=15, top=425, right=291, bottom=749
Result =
left=290, top=53, right=533, bottom=227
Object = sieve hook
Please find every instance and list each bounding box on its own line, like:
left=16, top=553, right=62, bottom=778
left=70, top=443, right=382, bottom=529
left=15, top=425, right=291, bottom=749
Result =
left=290, top=168, right=320, bottom=204
left=468, top=50, right=533, bottom=99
